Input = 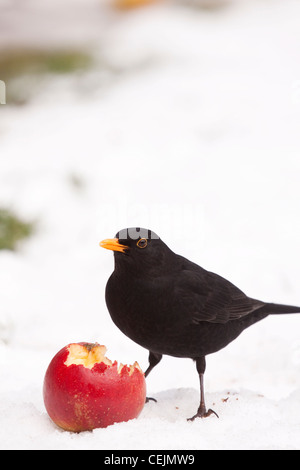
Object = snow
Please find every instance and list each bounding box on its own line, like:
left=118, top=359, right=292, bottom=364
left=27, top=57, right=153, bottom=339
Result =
left=1, top=0, right=300, bottom=450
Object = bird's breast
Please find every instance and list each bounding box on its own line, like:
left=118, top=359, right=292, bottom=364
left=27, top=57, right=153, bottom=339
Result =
left=105, top=274, right=175, bottom=352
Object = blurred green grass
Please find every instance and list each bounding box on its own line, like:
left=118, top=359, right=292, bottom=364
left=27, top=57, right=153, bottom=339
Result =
left=0, top=209, right=34, bottom=250
left=0, top=48, right=93, bottom=105
left=0, top=49, right=92, bottom=79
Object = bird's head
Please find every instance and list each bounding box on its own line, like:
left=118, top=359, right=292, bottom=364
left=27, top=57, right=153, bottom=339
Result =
left=100, top=227, right=174, bottom=275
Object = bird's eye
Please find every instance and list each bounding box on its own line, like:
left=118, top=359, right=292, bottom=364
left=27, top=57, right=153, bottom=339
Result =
left=137, top=238, right=148, bottom=249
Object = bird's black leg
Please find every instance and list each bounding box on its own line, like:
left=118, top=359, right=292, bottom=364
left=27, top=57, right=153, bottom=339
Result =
left=188, top=356, right=219, bottom=420
left=144, top=351, right=162, bottom=403
left=145, top=351, right=162, bottom=378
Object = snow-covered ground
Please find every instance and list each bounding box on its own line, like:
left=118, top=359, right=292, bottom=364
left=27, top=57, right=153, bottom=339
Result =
left=1, top=0, right=300, bottom=450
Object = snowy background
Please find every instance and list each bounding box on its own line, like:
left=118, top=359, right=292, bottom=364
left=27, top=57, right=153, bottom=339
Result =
left=1, top=0, right=300, bottom=450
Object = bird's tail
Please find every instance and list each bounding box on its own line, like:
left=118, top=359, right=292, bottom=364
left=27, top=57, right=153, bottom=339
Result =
left=258, top=302, right=300, bottom=315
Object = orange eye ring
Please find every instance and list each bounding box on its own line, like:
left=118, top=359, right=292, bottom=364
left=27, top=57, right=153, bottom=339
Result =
left=137, top=238, right=148, bottom=249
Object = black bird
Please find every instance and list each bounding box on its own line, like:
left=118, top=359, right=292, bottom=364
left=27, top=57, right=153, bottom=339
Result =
left=100, top=227, right=300, bottom=419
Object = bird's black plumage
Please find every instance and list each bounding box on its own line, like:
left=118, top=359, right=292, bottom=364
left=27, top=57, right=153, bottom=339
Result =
left=101, top=227, right=300, bottom=419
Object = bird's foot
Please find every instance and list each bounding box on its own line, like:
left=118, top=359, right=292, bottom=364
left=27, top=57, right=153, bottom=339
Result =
left=145, top=396, right=157, bottom=403
left=187, top=406, right=219, bottom=421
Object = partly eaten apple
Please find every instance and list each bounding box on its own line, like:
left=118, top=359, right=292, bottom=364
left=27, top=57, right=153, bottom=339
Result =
left=43, top=342, right=146, bottom=432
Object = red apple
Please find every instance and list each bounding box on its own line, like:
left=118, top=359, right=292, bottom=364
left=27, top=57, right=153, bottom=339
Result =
left=43, top=342, right=146, bottom=432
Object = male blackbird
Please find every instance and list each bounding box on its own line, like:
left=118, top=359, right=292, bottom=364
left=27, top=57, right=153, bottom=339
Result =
left=100, top=227, right=300, bottom=419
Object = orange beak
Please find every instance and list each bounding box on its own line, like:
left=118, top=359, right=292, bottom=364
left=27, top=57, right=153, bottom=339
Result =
left=99, top=238, right=128, bottom=253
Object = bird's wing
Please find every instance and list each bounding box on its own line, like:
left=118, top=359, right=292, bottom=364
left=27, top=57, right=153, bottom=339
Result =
left=173, top=261, right=264, bottom=324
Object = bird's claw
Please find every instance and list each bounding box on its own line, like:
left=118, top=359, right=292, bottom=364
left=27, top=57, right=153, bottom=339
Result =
left=145, top=396, right=157, bottom=403
left=187, top=407, right=219, bottom=421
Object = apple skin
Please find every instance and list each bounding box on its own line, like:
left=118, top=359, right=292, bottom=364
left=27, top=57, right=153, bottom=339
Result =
left=43, top=342, right=146, bottom=432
